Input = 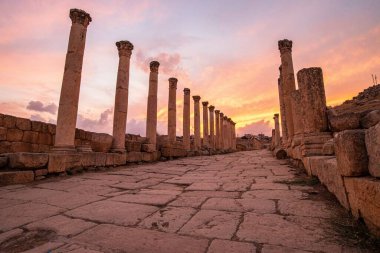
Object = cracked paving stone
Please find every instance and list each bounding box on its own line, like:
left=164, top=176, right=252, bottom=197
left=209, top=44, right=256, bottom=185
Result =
left=201, top=197, right=276, bottom=214
left=168, top=196, right=208, bottom=208
left=207, top=239, right=256, bottom=253
left=110, top=193, right=177, bottom=205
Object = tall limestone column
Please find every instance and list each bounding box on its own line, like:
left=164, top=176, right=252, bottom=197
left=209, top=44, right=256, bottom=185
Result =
left=278, top=65, right=288, bottom=142
left=278, top=39, right=296, bottom=144
left=146, top=61, right=160, bottom=149
left=202, top=101, right=209, bottom=147
left=227, top=118, right=232, bottom=149
left=193, top=96, right=201, bottom=150
left=274, top=114, right=281, bottom=147
left=168, top=78, right=178, bottom=144
left=223, top=116, right=228, bottom=149
left=209, top=105, right=215, bottom=149
left=215, top=110, right=220, bottom=149
left=183, top=88, right=191, bottom=150
left=220, top=113, right=225, bottom=150
left=54, top=9, right=92, bottom=151
left=232, top=121, right=236, bottom=150
left=111, top=40, right=134, bottom=153
left=297, top=68, right=328, bottom=133
left=290, top=90, right=304, bottom=136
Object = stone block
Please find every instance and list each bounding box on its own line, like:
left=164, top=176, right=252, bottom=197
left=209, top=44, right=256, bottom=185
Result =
left=315, top=158, right=349, bottom=209
left=22, top=131, right=39, bottom=143
left=95, top=152, right=107, bottom=167
left=360, top=110, right=380, bottom=129
left=38, top=144, right=50, bottom=153
left=322, top=138, right=334, bottom=155
left=34, top=169, right=48, bottom=177
left=141, top=143, right=155, bottom=153
left=31, top=121, right=43, bottom=132
left=0, top=114, right=4, bottom=127
left=48, top=153, right=81, bottom=173
left=344, top=177, right=380, bottom=237
left=0, top=156, right=8, bottom=168
left=161, top=147, right=187, bottom=158
left=85, top=131, right=93, bottom=141
left=80, top=152, right=97, bottom=167
left=127, top=151, right=142, bottom=162
left=31, top=144, right=40, bottom=153
left=0, top=141, right=11, bottom=153
left=15, top=117, right=31, bottom=131
left=10, top=142, right=32, bottom=152
left=6, top=128, right=23, bottom=142
left=91, top=133, right=112, bottom=152
left=3, top=115, right=16, bottom=128
left=8, top=153, right=48, bottom=169
left=273, top=148, right=287, bottom=159
left=366, top=122, right=380, bottom=177
left=0, top=127, right=6, bottom=140
left=47, top=124, right=56, bottom=134
left=106, top=153, right=126, bottom=166
left=328, top=111, right=360, bottom=132
left=38, top=132, right=52, bottom=145
left=126, top=140, right=142, bottom=152
left=141, top=152, right=160, bottom=162
left=307, top=156, right=332, bottom=176
left=334, top=130, right=368, bottom=176
left=0, top=171, right=34, bottom=185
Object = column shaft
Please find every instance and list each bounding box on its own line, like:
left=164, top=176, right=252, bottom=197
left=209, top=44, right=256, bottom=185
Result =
left=274, top=114, right=281, bottom=146
left=54, top=9, right=92, bottom=151
left=202, top=101, right=209, bottom=147
left=168, top=78, right=178, bottom=144
left=193, top=96, right=201, bottom=150
left=215, top=110, right=220, bottom=149
left=183, top=88, right=191, bottom=150
left=220, top=113, right=224, bottom=150
left=209, top=106, right=215, bottom=149
left=146, top=61, right=159, bottom=149
left=278, top=67, right=288, bottom=141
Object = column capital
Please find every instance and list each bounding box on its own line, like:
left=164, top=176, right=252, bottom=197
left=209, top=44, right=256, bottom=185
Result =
left=208, top=105, right=215, bottom=111
left=70, top=8, right=92, bottom=27
left=116, top=41, right=134, bottom=57
left=168, top=77, right=178, bottom=89
left=278, top=39, right=292, bottom=54
left=150, top=61, right=160, bottom=73
left=184, top=88, right=190, bottom=95
left=274, top=113, right=279, bottom=118
left=215, top=110, right=220, bottom=114
left=223, top=116, right=228, bottom=120
left=192, top=95, right=201, bottom=102
left=202, top=101, right=209, bottom=107
left=220, top=112, right=224, bottom=117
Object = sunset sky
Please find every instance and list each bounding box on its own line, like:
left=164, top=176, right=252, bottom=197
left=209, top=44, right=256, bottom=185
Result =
left=0, top=0, right=379, bottom=137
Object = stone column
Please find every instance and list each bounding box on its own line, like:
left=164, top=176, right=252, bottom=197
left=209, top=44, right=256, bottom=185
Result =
left=193, top=96, right=201, bottom=150
left=223, top=116, right=228, bottom=149
left=220, top=113, right=224, bottom=150
left=227, top=118, right=232, bottom=149
left=274, top=114, right=281, bottom=146
left=297, top=68, right=328, bottom=133
left=146, top=61, right=160, bottom=149
left=209, top=105, right=215, bottom=149
left=290, top=90, right=304, bottom=136
left=232, top=121, right=236, bottom=150
left=183, top=88, right=191, bottom=150
left=110, top=40, right=134, bottom=153
left=168, top=78, right=178, bottom=144
left=215, top=110, right=220, bottom=150
left=202, top=101, right=209, bottom=147
left=278, top=39, right=296, bottom=143
left=54, top=9, right=92, bottom=151
left=278, top=65, right=288, bottom=142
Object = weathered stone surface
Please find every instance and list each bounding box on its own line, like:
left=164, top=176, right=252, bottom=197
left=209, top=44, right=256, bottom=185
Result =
left=179, top=210, right=241, bottom=239
left=15, top=117, right=31, bottom=131
left=161, top=147, right=187, bottom=158
left=360, top=109, right=380, bottom=129
left=6, top=128, right=23, bottom=142
left=127, top=151, right=142, bottom=162
left=142, top=151, right=159, bottom=162
left=274, top=148, right=287, bottom=159
left=322, top=138, right=334, bottom=155
left=91, top=133, right=112, bottom=152
left=0, top=127, right=6, bottom=140
left=34, top=169, right=48, bottom=177
left=0, top=171, right=34, bottom=185
left=22, top=131, right=39, bottom=143
left=168, top=196, right=207, bottom=208
left=344, top=177, right=380, bottom=236
left=314, top=158, right=350, bottom=209
left=278, top=200, right=332, bottom=218
left=111, top=193, right=176, bottom=206
left=73, top=224, right=209, bottom=253
left=201, top=197, right=275, bottom=214
left=334, top=130, right=369, bottom=176
left=365, top=122, right=380, bottom=177
left=48, top=153, right=81, bottom=173
left=8, top=152, right=48, bottom=169
left=328, top=111, right=360, bottom=132
left=141, top=143, right=155, bottom=152
left=208, top=239, right=256, bottom=253
left=126, top=140, right=142, bottom=152
left=0, top=156, right=7, bottom=168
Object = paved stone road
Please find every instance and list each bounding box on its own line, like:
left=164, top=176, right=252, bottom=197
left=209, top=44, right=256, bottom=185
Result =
left=0, top=150, right=376, bottom=252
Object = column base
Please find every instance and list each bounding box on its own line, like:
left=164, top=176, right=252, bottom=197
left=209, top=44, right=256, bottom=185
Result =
left=51, top=145, right=76, bottom=153
left=110, top=148, right=126, bottom=154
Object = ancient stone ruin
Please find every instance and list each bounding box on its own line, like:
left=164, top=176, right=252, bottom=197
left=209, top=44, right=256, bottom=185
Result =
left=271, top=38, right=380, bottom=237
left=0, top=8, right=237, bottom=186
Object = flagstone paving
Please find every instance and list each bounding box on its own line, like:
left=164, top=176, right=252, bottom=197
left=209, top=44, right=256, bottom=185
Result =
left=0, top=150, right=378, bottom=252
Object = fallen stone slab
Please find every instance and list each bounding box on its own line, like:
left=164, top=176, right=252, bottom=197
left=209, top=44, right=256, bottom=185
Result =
left=334, top=129, right=368, bottom=176
left=8, top=152, right=48, bottom=169
left=365, top=122, right=380, bottom=177
left=48, top=153, right=81, bottom=173
left=0, top=171, right=34, bottom=185
left=328, top=111, right=360, bottom=132
left=360, top=109, right=380, bottom=129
